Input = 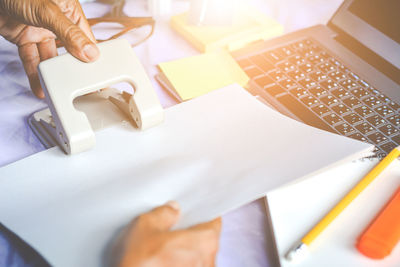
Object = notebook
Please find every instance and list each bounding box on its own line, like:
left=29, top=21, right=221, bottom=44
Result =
left=266, top=158, right=400, bottom=267
left=0, top=84, right=373, bottom=267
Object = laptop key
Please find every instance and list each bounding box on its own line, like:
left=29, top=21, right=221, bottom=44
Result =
left=276, top=94, right=334, bottom=133
left=378, top=124, right=398, bottom=136
left=374, top=105, right=394, bottom=117
left=320, top=79, right=339, bottom=90
left=328, top=71, right=346, bottom=81
left=265, top=84, right=286, bottom=97
left=290, top=87, right=308, bottom=97
left=363, top=96, right=382, bottom=108
left=380, top=142, right=397, bottom=153
left=354, top=106, right=373, bottom=117
left=366, top=115, right=387, bottom=127
left=335, top=123, right=355, bottom=135
left=323, top=113, right=343, bottom=125
left=298, top=47, right=315, bottom=57
left=387, top=114, right=400, bottom=126
left=308, top=54, right=325, bottom=64
left=298, top=78, right=317, bottom=89
left=367, top=132, right=387, bottom=144
left=254, top=75, right=275, bottom=88
left=343, top=96, right=361, bottom=108
left=263, top=51, right=285, bottom=64
left=376, top=93, right=392, bottom=103
left=287, top=70, right=306, bottom=81
left=279, top=79, right=297, bottom=89
left=340, top=79, right=358, bottom=90
left=288, top=55, right=306, bottom=65
left=321, top=95, right=338, bottom=106
left=301, top=95, right=319, bottom=107
left=348, top=133, right=368, bottom=142
left=309, top=71, right=328, bottom=82
left=331, top=88, right=350, bottom=99
left=277, top=61, right=296, bottom=72
left=388, top=101, right=400, bottom=111
left=291, top=40, right=311, bottom=50
left=309, top=86, right=328, bottom=97
left=312, top=104, right=330, bottom=116
left=343, top=113, right=363, bottom=124
left=298, top=63, right=314, bottom=73
left=318, top=51, right=331, bottom=60
left=355, top=122, right=375, bottom=135
left=351, top=87, right=369, bottom=98
left=277, top=46, right=295, bottom=57
left=318, top=62, right=335, bottom=73
left=268, top=69, right=286, bottom=81
left=332, top=104, right=350, bottom=115
left=338, top=65, right=351, bottom=73
left=366, top=87, right=380, bottom=95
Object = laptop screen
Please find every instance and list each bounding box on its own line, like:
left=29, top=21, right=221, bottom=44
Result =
left=349, top=0, right=400, bottom=44
left=330, top=0, right=400, bottom=70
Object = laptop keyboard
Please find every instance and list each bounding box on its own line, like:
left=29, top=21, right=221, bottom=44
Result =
left=236, top=38, right=400, bottom=158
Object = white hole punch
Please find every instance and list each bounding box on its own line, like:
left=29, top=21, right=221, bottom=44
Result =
left=34, top=39, right=164, bottom=155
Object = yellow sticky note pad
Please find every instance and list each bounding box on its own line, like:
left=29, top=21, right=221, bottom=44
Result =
left=170, top=5, right=283, bottom=53
left=158, top=51, right=249, bottom=101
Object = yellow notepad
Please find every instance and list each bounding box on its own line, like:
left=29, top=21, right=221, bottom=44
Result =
left=157, top=50, right=249, bottom=101
left=170, top=4, right=283, bottom=53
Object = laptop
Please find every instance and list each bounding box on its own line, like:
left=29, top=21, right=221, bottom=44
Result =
left=232, top=0, right=400, bottom=158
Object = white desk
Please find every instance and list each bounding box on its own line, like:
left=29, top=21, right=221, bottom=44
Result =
left=0, top=0, right=343, bottom=266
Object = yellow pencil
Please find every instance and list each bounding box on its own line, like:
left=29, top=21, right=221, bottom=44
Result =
left=286, top=145, right=400, bottom=261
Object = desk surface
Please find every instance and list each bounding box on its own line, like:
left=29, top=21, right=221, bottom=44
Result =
left=0, top=0, right=343, bottom=266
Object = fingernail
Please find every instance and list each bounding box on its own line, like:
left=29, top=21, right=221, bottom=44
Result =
left=166, top=201, right=180, bottom=211
left=83, top=44, right=99, bottom=61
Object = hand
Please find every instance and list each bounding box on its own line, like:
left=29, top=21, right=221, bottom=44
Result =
left=0, top=0, right=100, bottom=98
left=117, top=202, right=222, bottom=267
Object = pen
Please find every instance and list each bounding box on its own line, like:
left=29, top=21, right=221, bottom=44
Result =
left=286, top=145, right=400, bottom=262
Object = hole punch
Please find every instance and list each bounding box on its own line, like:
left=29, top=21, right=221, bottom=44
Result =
left=32, top=39, right=164, bottom=155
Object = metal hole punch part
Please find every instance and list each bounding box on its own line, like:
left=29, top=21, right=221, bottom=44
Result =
left=35, top=39, right=164, bottom=154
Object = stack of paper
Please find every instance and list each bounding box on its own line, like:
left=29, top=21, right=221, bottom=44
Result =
left=0, top=85, right=373, bottom=267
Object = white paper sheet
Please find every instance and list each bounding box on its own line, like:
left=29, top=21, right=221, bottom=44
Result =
left=266, top=159, right=400, bottom=267
left=0, top=84, right=373, bottom=267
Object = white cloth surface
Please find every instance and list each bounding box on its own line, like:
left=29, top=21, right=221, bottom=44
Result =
left=0, top=0, right=343, bottom=266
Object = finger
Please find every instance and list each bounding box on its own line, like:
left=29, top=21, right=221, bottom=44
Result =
left=136, top=201, right=181, bottom=233
left=73, top=1, right=97, bottom=43
left=189, top=218, right=222, bottom=267
left=38, top=38, right=57, bottom=61
left=43, top=1, right=99, bottom=62
left=18, top=43, right=44, bottom=98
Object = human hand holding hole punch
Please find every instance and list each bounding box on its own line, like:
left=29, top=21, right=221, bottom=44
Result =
left=0, top=0, right=99, bottom=98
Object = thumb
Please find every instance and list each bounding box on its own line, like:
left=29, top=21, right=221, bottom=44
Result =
left=190, top=217, right=222, bottom=236
left=43, top=2, right=99, bottom=62
left=136, top=201, right=181, bottom=233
